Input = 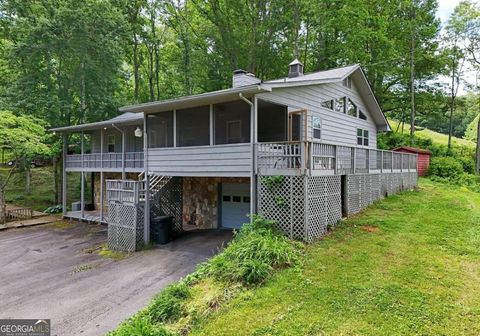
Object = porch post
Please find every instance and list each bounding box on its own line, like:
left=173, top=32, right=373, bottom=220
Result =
left=209, top=104, right=214, bottom=145
left=250, top=96, right=258, bottom=215
left=81, top=132, right=85, bottom=219
left=121, top=128, right=126, bottom=179
left=143, top=115, right=150, bottom=244
left=62, top=133, right=67, bottom=216
left=173, top=109, right=177, bottom=147
left=100, top=172, right=104, bottom=222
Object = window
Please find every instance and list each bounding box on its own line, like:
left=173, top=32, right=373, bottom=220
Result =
left=226, top=120, right=242, bottom=143
left=321, top=99, right=334, bottom=110
left=347, top=98, right=357, bottom=117
left=357, top=129, right=369, bottom=146
left=342, top=77, right=352, bottom=88
left=335, top=97, right=345, bottom=113
left=232, top=196, right=241, bottom=202
left=223, top=195, right=231, bottom=202
left=107, top=135, right=115, bottom=153
left=359, top=110, right=367, bottom=120
left=313, top=116, right=321, bottom=139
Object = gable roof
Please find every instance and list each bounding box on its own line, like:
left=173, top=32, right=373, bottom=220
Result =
left=264, top=64, right=389, bottom=131
left=50, top=112, right=143, bottom=132
left=393, top=146, right=432, bottom=155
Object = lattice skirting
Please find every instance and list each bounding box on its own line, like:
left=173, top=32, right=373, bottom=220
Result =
left=108, top=202, right=145, bottom=252
left=152, top=177, right=183, bottom=236
left=258, top=172, right=417, bottom=243
left=347, top=172, right=417, bottom=216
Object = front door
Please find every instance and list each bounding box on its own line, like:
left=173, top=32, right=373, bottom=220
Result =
left=221, top=183, right=250, bottom=229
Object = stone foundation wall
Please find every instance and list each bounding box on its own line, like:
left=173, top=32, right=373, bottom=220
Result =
left=182, top=177, right=250, bottom=229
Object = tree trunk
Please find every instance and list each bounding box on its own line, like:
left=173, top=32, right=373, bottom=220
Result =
left=25, top=163, right=31, bottom=194
left=476, top=115, right=480, bottom=175
left=53, top=156, right=59, bottom=204
left=409, top=14, right=416, bottom=145
left=0, top=188, right=5, bottom=224
left=133, top=34, right=140, bottom=102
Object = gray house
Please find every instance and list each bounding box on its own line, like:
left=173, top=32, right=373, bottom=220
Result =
left=52, top=61, right=417, bottom=250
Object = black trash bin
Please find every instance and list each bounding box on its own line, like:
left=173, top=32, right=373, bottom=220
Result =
left=150, top=216, right=173, bottom=244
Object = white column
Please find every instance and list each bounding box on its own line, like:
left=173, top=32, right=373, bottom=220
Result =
left=62, top=134, right=67, bottom=216
left=121, top=128, right=126, bottom=179
left=209, top=104, right=214, bottom=145
left=143, top=115, right=150, bottom=244
left=81, top=132, right=85, bottom=219
left=250, top=96, right=257, bottom=215
left=100, top=129, right=104, bottom=222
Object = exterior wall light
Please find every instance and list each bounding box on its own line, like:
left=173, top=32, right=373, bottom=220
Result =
left=134, top=126, right=143, bottom=138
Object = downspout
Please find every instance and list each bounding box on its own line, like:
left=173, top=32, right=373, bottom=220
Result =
left=111, top=124, right=126, bottom=179
left=239, top=93, right=256, bottom=219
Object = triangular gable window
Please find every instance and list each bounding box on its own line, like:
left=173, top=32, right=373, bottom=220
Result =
left=347, top=98, right=357, bottom=117
left=359, top=110, right=367, bottom=120
left=321, top=100, right=334, bottom=110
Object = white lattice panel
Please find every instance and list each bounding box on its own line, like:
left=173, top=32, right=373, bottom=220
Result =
left=108, top=202, right=144, bottom=252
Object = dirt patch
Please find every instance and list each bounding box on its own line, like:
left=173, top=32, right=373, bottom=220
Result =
left=361, top=225, right=379, bottom=233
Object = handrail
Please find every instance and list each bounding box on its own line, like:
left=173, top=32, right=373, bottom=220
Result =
left=65, top=151, right=144, bottom=169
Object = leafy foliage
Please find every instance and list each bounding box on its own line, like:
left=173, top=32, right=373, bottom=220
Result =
left=429, top=157, right=464, bottom=179
left=207, top=215, right=303, bottom=286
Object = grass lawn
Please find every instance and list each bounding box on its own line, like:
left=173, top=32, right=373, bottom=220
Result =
left=389, top=120, right=475, bottom=148
left=190, top=179, right=480, bottom=335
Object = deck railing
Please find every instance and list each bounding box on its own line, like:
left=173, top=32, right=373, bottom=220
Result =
left=65, top=152, right=144, bottom=170
left=256, top=141, right=417, bottom=175
left=106, top=180, right=146, bottom=204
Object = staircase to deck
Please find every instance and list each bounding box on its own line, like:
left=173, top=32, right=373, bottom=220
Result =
left=139, top=171, right=172, bottom=218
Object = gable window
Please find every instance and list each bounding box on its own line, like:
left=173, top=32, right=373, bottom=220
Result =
left=359, top=110, right=367, bottom=120
left=312, top=116, right=321, bottom=139
left=321, top=99, right=334, bottom=110
left=342, top=77, right=352, bottom=88
left=335, top=97, right=345, bottom=113
left=107, top=134, right=115, bottom=153
left=347, top=98, right=357, bottom=117
left=226, top=120, right=242, bottom=143
left=357, top=129, right=369, bottom=146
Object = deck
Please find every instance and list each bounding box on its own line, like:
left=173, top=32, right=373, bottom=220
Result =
left=65, top=210, right=108, bottom=224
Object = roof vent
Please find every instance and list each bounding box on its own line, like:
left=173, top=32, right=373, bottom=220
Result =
left=288, top=59, right=304, bottom=78
left=232, top=69, right=261, bottom=88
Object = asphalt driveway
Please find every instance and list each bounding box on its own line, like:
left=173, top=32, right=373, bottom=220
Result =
left=0, top=221, right=232, bottom=335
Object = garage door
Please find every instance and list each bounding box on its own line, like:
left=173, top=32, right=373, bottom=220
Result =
left=221, top=183, right=250, bottom=229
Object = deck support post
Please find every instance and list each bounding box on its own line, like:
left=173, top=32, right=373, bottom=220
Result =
left=121, top=128, right=126, bottom=180
left=62, top=134, right=67, bottom=216
left=100, top=128, right=104, bottom=222
left=143, top=115, right=150, bottom=244
left=240, top=93, right=256, bottom=218
left=81, top=132, right=85, bottom=219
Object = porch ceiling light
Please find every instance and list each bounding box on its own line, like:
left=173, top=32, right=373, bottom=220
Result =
left=134, top=126, right=143, bottom=138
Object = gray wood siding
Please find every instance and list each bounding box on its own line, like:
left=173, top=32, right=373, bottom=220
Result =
left=257, top=81, right=378, bottom=148
left=90, top=126, right=143, bottom=153
left=147, top=143, right=252, bottom=177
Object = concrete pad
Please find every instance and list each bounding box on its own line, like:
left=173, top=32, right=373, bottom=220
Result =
left=0, top=222, right=232, bottom=335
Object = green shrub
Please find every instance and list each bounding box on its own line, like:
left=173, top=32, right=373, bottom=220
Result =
left=207, top=215, right=303, bottom=285
left=149, top=283, right=190, bottom=323
left=429, top=157, right=463, bottom=179
left=458, top=156, right=475, bottom=174
left=44, top=204, right=62, bottom=214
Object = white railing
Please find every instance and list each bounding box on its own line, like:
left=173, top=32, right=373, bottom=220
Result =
left=106, top=180, right=146, bottom=204
left=65, top=151, right=144, bottom=170
left=256, top=141, right=417, bottom=175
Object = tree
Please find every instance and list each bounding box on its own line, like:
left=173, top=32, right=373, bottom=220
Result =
left=0, top=111, right=50, bottom=221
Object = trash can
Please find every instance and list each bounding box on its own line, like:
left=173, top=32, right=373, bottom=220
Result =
left=150, top=216, right=173, bottom=244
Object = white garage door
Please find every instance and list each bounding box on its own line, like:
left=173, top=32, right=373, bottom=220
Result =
left=221, top=183, right=250, bottom=229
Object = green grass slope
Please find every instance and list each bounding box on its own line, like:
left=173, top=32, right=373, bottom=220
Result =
left=191, top=179, right=480, bottom=335
left=389, top=120, right=475, bottom=148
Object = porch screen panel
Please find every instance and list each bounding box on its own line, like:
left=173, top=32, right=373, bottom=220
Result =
left=258, top=101, right=287, bottom=142
left=176, top=106, right=210, bottom=147
left=148, top=111, right=173, bottom=148
left=214, top=100, right=250, bottom=144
